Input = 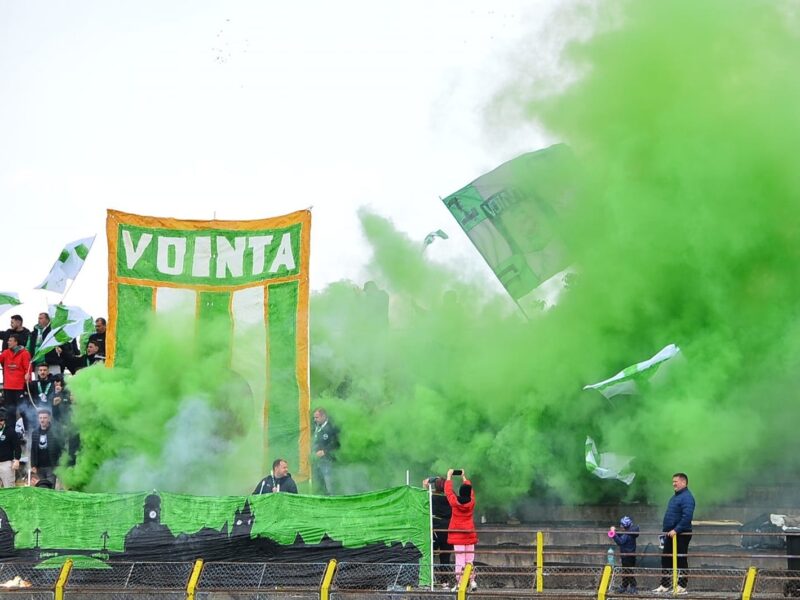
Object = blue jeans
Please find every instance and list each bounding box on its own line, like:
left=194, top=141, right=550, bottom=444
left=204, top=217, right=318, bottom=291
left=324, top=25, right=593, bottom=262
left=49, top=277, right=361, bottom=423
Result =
left=312, top=459, right=334, bottom=495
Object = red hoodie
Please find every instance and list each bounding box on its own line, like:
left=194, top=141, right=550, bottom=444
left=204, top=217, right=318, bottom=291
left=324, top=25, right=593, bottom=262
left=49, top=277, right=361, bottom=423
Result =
left=0, top=346, right=31, bottom=390
left=444, top=478, right=478, bottom=545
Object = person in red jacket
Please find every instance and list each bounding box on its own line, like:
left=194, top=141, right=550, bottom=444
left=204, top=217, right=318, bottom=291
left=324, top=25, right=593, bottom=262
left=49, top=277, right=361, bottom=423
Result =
left=445, top=468, right=478, bottom=590
left=0, top=334, right=32, bottom=424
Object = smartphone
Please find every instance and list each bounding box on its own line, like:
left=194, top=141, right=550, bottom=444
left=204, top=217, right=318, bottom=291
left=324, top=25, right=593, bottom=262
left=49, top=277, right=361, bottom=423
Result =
left=452, top=469, right=463, bottom=476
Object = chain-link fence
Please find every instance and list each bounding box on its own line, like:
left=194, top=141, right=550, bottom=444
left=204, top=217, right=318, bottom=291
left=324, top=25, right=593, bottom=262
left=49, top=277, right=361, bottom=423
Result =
left=753, top=569, right=800, bottom=598
left=1, top=524, right=800, bottom=599
left=195, top=561, right=328, bottom=600
left=0, top=562, right=59, bottom=600
left=62, top=561, right=194, bottom=600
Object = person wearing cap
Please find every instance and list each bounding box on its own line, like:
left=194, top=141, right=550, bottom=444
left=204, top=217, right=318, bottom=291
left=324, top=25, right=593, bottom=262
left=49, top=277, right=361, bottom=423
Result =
left=444, top=468, right=478, bottom=591
left=609, top=515, right=640, bottom=593
left=0, top=409, right=21, bottom=488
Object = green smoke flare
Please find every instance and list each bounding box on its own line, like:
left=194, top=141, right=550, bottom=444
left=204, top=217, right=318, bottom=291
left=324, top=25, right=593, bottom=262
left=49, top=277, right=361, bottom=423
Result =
left=310, top=0, right=800, bottom=509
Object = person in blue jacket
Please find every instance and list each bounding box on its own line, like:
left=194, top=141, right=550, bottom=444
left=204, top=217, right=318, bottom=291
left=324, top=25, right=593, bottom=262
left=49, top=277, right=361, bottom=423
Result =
left=609, top=515, right=640, bottom=593
left=653, top=472, right=695, bottom=594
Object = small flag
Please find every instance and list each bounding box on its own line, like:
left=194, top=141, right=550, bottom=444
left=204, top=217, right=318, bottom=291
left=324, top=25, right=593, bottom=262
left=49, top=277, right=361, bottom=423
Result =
left=423, top=229, right=449, bottom=248
left=34, top=304, right=94, bottom=362
left=585, top=437, right=635, bottom=485
left=0, top=292, right=22, bottom=316
left=36, top=236, right=96, bottom=293
left=583, top=344, right=681, bottom=399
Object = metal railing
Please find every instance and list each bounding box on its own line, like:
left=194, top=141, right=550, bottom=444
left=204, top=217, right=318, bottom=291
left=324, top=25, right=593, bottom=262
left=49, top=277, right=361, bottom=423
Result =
left=0, top=527, right=796, bottom=598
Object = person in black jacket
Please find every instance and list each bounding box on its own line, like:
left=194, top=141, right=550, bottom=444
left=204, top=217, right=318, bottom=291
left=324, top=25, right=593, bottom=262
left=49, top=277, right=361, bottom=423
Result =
left=423, top=476, right=454, bottom=571
left=28, top=313, right=69, bottom=375
left=0, top=409, right=21, bottom=488
left=63, top=340, right=104, bottom=375
left=0, top=315, right=30, bottom=351
left=87, top=318, right=107, bottom=357
left=252, top=458, right=298, bottom=494
left=29, top=409, right=62, bottom=486
left=653, top=472, right=696, bottom=593
left=311, top=408, right=339, bottom=495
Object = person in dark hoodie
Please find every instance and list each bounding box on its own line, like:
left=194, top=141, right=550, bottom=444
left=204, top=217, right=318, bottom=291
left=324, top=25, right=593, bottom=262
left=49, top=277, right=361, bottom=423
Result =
left=610, top=515, right=640, bottom=593
left=253, top=458, right=298, bottom=494
left=444, top=468, right=478, bottom=591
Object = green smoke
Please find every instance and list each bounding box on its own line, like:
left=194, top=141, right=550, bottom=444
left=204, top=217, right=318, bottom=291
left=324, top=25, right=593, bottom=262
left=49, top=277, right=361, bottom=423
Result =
left=61, top=313, right=266, bottom=495
left=310, top=0, right=800, bottom=509
left=60, top=0, right=800, bottom=511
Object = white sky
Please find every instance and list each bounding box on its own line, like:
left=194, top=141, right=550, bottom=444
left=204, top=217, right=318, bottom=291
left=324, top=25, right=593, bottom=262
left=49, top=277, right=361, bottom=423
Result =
left=0, top=0, right=562, bottom=325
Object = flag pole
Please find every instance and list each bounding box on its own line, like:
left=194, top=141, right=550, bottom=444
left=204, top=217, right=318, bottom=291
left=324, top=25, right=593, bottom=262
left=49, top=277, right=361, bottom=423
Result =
left=60, top=278, right=78, bottom=305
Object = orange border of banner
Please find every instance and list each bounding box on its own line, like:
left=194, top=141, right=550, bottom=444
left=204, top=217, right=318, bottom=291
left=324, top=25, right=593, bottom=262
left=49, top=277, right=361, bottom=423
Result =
left=106, top=208, right=312, bottom=480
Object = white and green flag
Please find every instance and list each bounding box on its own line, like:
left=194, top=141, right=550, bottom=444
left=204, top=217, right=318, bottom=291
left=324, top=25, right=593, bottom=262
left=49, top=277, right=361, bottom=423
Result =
left=0, top=292, right=22, bottom=315
left=585, top=436, right=635, bottom=485
left=36, top=236, right=96, bottom=293
left=422, top=229, right=448, bottom=249
left=441, top=144, right=577, bottom=313
left=33, top=304, right=94, bottom=362
left=583, top=343, right=681, bottom=399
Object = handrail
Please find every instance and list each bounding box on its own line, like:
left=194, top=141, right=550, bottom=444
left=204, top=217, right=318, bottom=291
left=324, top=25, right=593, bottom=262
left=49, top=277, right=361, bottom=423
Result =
left=54, top=558, right=73, bottom=600
left=186, top=559, right=204, bottom=600
left=320, top=558, right=337, bottom=600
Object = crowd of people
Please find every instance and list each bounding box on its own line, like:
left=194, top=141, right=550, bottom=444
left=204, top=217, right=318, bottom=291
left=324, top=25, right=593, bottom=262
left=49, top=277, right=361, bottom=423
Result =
left=0, top=313, right=105, bottom=487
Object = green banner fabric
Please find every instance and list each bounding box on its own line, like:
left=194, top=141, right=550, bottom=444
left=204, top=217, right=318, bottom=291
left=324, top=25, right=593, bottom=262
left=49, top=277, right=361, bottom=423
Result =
left=442, top=144, right=577, bottom=310
left=0, top=487, right=430, bottom=572
left=105, top=209, right=312, bottom=480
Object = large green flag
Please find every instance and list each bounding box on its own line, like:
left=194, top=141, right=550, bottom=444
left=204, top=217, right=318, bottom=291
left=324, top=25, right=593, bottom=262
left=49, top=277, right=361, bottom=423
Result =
left=442, top=145, right=577, bottom=312
left=106, top=209, right=311, bottom=480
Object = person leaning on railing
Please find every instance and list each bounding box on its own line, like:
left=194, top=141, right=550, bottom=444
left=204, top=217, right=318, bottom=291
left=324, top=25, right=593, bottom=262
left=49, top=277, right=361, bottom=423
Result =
left=653, top=472, right=695, bottom=595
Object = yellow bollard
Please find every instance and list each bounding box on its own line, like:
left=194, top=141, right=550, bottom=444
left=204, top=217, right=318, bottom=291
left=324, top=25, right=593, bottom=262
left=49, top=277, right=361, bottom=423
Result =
left=320, top=558, right=338, bottom=600
left=672, top=536, right=678, bottom=595
left=742, top=567, right=758, bottom=600
left=598, top=564, right=613, bottom=600
left=457, top=562, right=473, bottom=600
left=54, top=558, right=73, bottom=600
left=536, top=531, right=544, bottom=592
left=186, top=559, right=204, bottom=600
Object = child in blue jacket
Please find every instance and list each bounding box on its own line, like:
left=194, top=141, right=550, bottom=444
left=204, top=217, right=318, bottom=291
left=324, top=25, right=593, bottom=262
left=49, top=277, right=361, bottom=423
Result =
left=609, top=516, right=640, bottom=593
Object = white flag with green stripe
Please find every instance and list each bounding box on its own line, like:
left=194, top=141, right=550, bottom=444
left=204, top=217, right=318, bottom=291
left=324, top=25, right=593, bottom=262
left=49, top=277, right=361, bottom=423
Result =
left=36, top=236, right=96, bottom=293
left=585, top=436, right=635, bottom=485
left=583, top=343, right=681, bottom=399
left=0, top=291, right=21, bottom=315
left=34, top=304, right=94, bottom=362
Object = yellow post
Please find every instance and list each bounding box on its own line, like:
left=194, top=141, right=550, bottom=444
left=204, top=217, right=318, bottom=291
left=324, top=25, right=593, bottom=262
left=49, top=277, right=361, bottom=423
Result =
left=672, top=535, right=678, bottom=595
left=186, top=559, right=204, bottom=600
left=457, top=563, right=473, bottom=600
left=320, top=558, right=338, bottom=600
left=536, top=530, right=544, bottom=592
left=54, top=558, right=73, bottom=600
left=742, top=567, right=758, bottom=600
left=597, top=564, right=613, bottom=600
